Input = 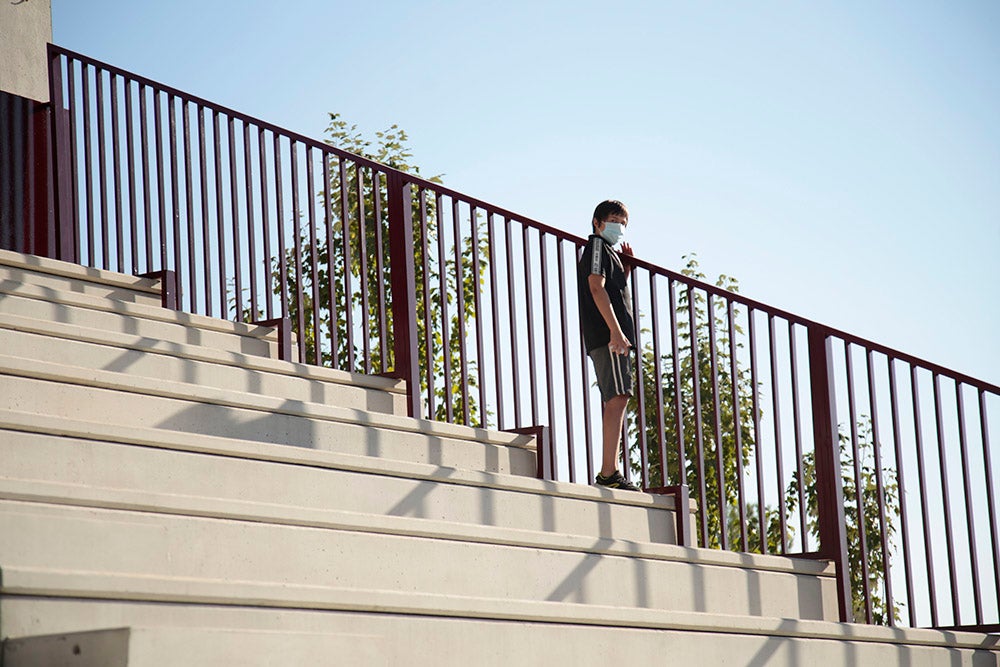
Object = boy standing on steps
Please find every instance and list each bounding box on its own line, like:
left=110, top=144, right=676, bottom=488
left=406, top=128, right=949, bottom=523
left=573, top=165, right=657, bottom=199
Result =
left=577, top=199, right=640, bottom=491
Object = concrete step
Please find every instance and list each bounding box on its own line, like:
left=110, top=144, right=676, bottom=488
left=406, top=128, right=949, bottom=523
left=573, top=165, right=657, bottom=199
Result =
left=0, top=498, right=836, bottom=621
left=0, top=316, right=407, bottom=415
left=0, top=420, right=685, bottom=544
left=2, top=581, right=995, bottom=667
left=0, top=248, right=163, bottom=306
left=0, top=357, right=535, bottom=473
left=0, top=284, right=282, bottom=359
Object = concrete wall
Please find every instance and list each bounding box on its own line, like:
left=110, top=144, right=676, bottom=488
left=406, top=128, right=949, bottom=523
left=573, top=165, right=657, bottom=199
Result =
left=0, top=0, right=53, bottom=102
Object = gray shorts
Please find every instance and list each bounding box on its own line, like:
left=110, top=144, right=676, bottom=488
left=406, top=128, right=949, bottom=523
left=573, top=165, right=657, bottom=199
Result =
left=588, top=345, right=634, bottom=402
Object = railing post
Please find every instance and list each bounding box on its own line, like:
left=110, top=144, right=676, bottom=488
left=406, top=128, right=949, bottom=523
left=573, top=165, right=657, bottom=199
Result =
left=507, top=425, right=554, bottom=481
left=807, top=324, right=852, bottom=623
left=47, top=45, right=77, bottom=263
left=385, top=170, right=421, bottom=419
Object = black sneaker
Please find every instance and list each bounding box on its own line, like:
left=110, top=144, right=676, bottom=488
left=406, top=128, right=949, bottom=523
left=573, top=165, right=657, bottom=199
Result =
left=595, top=470, right=640, bottom=491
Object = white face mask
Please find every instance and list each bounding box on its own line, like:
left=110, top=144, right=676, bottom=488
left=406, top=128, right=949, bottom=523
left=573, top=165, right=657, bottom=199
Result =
left=600, top=222, right=625, bottom=245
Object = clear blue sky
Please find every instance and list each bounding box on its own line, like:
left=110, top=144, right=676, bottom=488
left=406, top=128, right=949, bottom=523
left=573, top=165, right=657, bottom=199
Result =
left=52, top=0, right=999, bottom=383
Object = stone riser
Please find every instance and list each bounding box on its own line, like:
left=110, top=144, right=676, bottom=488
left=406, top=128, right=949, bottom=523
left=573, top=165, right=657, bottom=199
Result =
left=0, top=287, right=279, bottom=358
left=0, top=323, right=406, bottom=415
left=0, top=500, right=834, bottom=620
left=0, top=428, right=682, bottom=544
left=0, top=256, right=162, bottom=306
left=0, top=372, right=536, bottom=475
left=2, top=598, right=994, bottom=667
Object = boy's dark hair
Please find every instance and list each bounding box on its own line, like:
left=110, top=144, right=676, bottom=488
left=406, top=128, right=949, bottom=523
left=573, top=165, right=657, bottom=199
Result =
left=592, top=200, right=629, bottom=232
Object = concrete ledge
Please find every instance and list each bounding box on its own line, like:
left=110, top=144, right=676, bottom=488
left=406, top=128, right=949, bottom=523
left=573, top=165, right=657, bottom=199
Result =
left=0, top=322, right=406, bottom=414
left=0, top=477, right=818, bottom=578
left=0, top=310, right=406, bottom=395
left=0, top=354, right=532, bottom=448
left=0, top=408, right=694, bottom=513
left=0, top=284, right=281, bottom=355
left=0, top=567, right=992, bottom=651
left=0, top=250, right=160, bottom=297
left=0, top=499, right=836, bottom=620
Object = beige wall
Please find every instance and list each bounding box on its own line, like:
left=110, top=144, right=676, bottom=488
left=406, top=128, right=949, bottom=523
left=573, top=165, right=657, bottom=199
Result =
left=0, top=0, right=53, bottom=102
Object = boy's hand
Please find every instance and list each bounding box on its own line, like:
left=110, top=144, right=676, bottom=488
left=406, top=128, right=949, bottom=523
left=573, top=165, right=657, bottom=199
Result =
left=609, top=330, right=632, bottom=356
left=619, top=242, right=634, bottom=277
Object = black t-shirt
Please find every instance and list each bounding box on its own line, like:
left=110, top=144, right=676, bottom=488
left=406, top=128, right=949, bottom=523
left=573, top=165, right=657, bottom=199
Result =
left=577, top=234, right=635, bottom=353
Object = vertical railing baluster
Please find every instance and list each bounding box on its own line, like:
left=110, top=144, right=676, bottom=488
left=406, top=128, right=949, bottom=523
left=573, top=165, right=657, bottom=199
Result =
left=124, top=75, right=137, bottom=271
left=82, top=63, right=94, bottom=265
left=486, top=212, right=504, bottom=429
left=305, top=150, right=320, bottom=365
left=728, top=301, right=747, bottom=552
left=748, top=309, right=766, bottom=553
left=337, top=158, right=353, bottom=370
left=522, top=225, right=539, bottom=426
left=557, top=240, right=576, bottom=482
left=911, top=365, right=939, bottom=627
left=258, top=128, right=272, bottom=320
left=687, top=286, right=708, bottom=546
left=470, top=206, right=488, bottom=426
left=978, top=390, right=1000, bottom=619
left=139, top=84, right=152, bottom=272
left=198, top=105, right=208, bottom=309
left=789, top=323, right=808, bottom=552
left=273, top=135, right=288, bottom=325
left=932, top=374, right=961, bottom=625
left=110, top=73, right=124, bottom=271
left=865, top=348, right=894, bottom=625
left=708, top=294, right=727, bottom=550
left=96, top=66, right=109, bottom=268
left=418, top=189, right=434, bottom=418
left=290, top=141, right=304, bottom=362
left=228, top=116, right=242, bottom=322
left=505, top=219, right=522, bottom=427
left=650, top=276, right=668, bottom=489
left=212, top=111, right=225, bottom=316
left=888, top=358, right=917, bottom=627
left=452, top=200, right=470, bottom=424
left=845, top=343, right=873, bottom=622
left=373, top=171, right=388, bottom=371
left=168, top=95, right=182, bottom=303
left=668, top=279, right=685, bottom=488
left=154, top=90, right=168, bottom=272
left=356, top=166, right=371, bottom=372
left=954, top=384, right=982, bottom=626
left=245, top=122, right=259, bottom=321
left=321, top=154, right=335, bottom=364
left=631, top=271, right=648, bottom=487
left=767, top=315, right=786, bottom=554
left=577, top=245, right=595, bottom=482
left=182, top=101, right=195, bottom=312
left=436, top=192, right=452, bottom=422
left=539, top=233, right=556, bottom=463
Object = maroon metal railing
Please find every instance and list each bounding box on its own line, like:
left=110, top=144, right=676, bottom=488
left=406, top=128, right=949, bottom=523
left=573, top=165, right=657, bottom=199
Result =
left=42, top=44, right=998, bottom=632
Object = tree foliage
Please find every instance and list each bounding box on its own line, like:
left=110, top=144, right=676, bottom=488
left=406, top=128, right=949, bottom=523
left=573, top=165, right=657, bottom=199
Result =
left=263, top=113, right=489, bottom=423
left=629, top=254, right=901, bottom=623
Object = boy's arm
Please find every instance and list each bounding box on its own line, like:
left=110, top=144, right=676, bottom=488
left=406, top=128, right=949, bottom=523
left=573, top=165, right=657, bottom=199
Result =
left=588, top=273, right=631, bottom=355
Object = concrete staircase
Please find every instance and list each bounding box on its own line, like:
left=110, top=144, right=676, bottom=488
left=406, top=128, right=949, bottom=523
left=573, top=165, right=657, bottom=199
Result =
left=1, top=248, right=996, bottom=666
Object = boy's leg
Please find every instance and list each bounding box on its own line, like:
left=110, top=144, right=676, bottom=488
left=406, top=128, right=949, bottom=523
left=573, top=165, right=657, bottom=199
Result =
left=600, top=394, right=629, bottom=477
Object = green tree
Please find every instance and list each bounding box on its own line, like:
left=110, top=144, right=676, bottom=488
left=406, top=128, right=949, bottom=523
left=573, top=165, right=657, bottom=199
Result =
left=262, top=113, right=489, bottom=423
left=785, top=419, right=901, bottom=624
left=629, top=254, right=759, bottom=551
left=629, top=255, right=901, bottom=624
